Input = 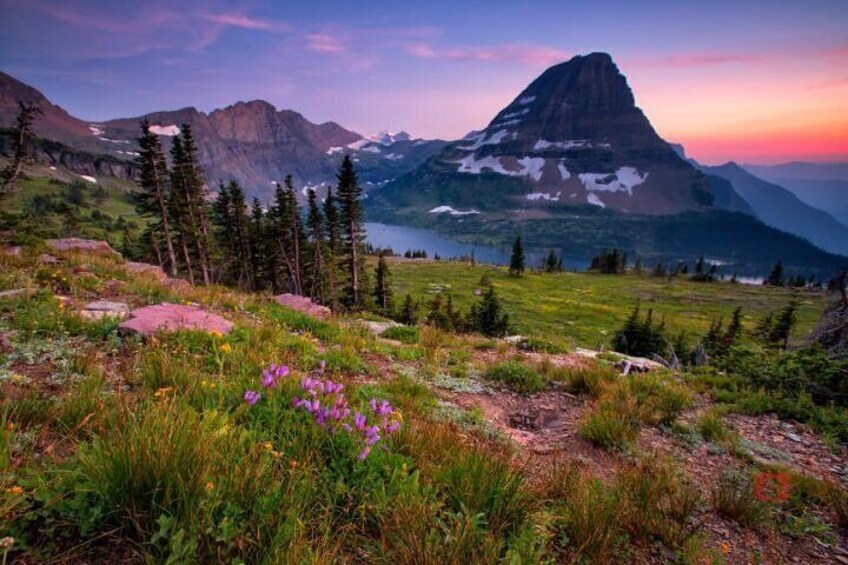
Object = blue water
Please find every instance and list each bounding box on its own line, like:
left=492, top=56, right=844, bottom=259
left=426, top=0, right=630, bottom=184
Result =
left=364, top=222, right=591, bottom=270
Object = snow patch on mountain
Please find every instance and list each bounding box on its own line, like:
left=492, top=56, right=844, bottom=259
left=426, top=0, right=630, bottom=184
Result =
left=587, top=193, right=605, bottom=207
left=149, top=124, right=180, bottom=136
left=79, top=175, right=97, bottom=184
left=429, top=205, right=480, bottom=216
left=534, top=139, right=610, bottom=151
left=501, top=108, right=530, bottom=120
left=526, top=191, right=561, bottom=202
left=326, top=146, right=343, bottom=155
left=458, top=129, right=511, bottom=151
left=455, top=154, right=546, bottom=181
left=579, top=167, right=648, bottom=195
left=88, top=125, right=104, bottom=136
left=368, top=131, right=412, bottom=145
left=517, top=95, right=537, bottom=105
left=516, top=157, right=545, bottom=181
left=558, top=160, right=571, bottom=181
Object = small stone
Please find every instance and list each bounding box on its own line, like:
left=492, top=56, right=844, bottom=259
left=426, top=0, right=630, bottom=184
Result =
left=834, top=555, right=848, bottom=565
left=0, top=288, right=28, bottom=300
left=786, top=432, right=803, bottom=443
left=79, top=300, right=131, bottom=321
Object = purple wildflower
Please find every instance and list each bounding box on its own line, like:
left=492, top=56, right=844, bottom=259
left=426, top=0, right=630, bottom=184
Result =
left=243, top=390, right=261, bottom=406
left=358, top=446, right=371, bottom=460
left=353, top=412, right=367, bottom=431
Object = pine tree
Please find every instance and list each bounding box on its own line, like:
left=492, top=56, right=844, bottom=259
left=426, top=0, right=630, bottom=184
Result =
left=305, top=188, right=326, bottom=303
left=373, top=253, right=393, bottom=315
left=509, top=236, right=525, bottom=277
left=1, top=102, right=42, bottom=199
left=769, top=300, right=797, bottom=350
left=168, top=135, right=196, bottom=283
left=177, top=125, right=213, bottom=285
left=468, top=285, right=510, bottom=337
left=400, top=294, right=418, bottom=326
left=765, top=261, right=785, bottom=286
left=212, top=181, right=252, bottom=288
left=284, top=176, right=305, bottom=295
left=135, top=119, right=179, bottom=275
left=722, top=306, right=743, bottom=351
left=323, top=185, right=341, bottom=310
left=248, top=198, right=266, bottom=290
left=335, top=155, right=366, bottom=308
left=545, top=249, right=559, bottom=273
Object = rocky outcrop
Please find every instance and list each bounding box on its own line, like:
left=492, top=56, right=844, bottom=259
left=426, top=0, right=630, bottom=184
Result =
left=118, top=303, right=234, bottom=336
left=273, top=294, right=331, bottom=319
left=78, top=300, right=130, bottom=321
left=46, top=238, right=122, bottom=257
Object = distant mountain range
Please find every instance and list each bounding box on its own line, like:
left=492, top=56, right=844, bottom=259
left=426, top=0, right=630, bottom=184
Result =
left=743, top=162, right=848, bottom=229
left=0, top=70, right=447, bottom=203
left=1, top=60, right=846, bottom=274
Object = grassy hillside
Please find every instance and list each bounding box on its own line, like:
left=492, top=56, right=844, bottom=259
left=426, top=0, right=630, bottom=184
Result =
left=386, top=258, right=828, bottom=349
left=1, top=242, right=846, bottom=563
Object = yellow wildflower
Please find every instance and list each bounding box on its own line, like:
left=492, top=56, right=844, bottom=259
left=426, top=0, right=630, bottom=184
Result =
left=0, top=537, right=14, bottom=550
left=6, top=422, right=13, bottom=431
left=210, top=330, right=223, bottom=338
left=721, top=542, right=730, bottom=555
left=218, top=343, right=232, bottom=353
left=154, top=387, right=173, bottom=398
left=205, top=481, right=214, bottom=491
left=263, top=442, right=273, bottom=450
left=6, top=486, right=23, bottom=495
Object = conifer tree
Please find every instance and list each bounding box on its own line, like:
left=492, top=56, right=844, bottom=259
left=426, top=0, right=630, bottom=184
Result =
left=135, top=118, right=178, bottom=275
left=323, top=185, right=341, bottom=310
left=400, top=294, right=418, bottom=325
left=373, top=253, right=393, bottom=315
left=1, top=102, right=42, bottom=199
left=248, top=198, right=266, bottom=290
left=765, top=261, right=785, bottom=287
left=545, top=249, right=559, bottom=273
left=305, top=188, right=326, bottom=303
left=284, top=175, right=305, bottom=295
left=468, top=285, right=510, bottom=337
left=168, top=135, right=196, bottom=283
left=335, top=155, right=366, bottom=308
left=509, top=236, right=525, bottom=277
left=177, top=125, right=213, bottom=285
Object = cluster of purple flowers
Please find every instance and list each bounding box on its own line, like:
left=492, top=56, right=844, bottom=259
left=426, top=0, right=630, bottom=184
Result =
left=243, top=362, right=401, bottom=460
left=292, top=376, right=351, bottom=429
left=243, top=364, right=291, bottom=406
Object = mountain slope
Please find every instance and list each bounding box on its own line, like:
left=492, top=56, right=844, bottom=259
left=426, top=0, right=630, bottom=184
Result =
left=699, top=163, right=848, bottom=256
left=0, top=70, right=447, bottom=202
left=743, top=162, right=848, bottom=228
left=373, top=52, right=724, bottom=217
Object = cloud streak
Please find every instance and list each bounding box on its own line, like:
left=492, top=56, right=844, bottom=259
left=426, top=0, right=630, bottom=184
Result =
left=629, top=52, right=761, bottom=68
left=405, top=43, right=570, bottom=66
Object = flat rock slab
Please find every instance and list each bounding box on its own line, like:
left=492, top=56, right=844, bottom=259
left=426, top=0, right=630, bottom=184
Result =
left=357, top=320, right=400, bottom=335
left=273, top=294, right=331, bottom=319
left=124, top=261, right=168, bottom=282
left=46, top=238, right=121, bottom=257
left=79, top=300, right=130, bottom=321
left=0, top=288, right=32, bottom=300
left=118, top=303, right=234, bottom=336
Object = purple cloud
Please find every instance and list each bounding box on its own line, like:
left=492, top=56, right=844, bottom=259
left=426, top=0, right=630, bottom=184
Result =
left=406, top=42, right=570, bottom=66
left=203, top=12, right=290, bottom=33
left=306, top=34, right=347, bottom=53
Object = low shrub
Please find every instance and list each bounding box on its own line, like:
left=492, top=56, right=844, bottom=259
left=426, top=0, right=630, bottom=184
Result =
left=484, top=361, right=547, bottom=393
left=381, top=325, right=419, bottom=344
left=578, top=406, right=639, bottom=450
left=698, top=409, right=732, bottom=443
left=712, top=468, right=768, bottom=528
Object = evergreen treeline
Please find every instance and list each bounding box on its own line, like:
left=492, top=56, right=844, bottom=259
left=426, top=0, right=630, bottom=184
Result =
left=134, top=120, right=368, bottom=311
left=589, top=248, right=627, bottom=274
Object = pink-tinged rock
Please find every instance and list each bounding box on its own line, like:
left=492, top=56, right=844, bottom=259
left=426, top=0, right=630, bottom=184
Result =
left=46, top=238, right=121, bottom=257
left=1, top=246, right=22, bottom=257
left=118, top=303, right=234, bottom=336
left=273, top=294, right=331, bottom=319
left=124, top=262, right=168, bottom=281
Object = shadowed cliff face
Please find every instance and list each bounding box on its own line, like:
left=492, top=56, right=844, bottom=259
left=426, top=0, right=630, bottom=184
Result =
left=376, top=52, right=717, bottom=216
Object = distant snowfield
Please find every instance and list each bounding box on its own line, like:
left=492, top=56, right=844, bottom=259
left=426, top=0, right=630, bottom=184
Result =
left=88, top=125, right=104, bottom=136
left=526, top=191, right=562, bottom=202
left=579, top=167, right=648, bottom=195
left=429, top=205, right=480, bottom=216
left=458, top=129, right=512, bottom=151
left=79, top=175, right=97, bottom=184
left=586, top=193, right=605, bottom=207
left=517, top=95, right=537, bottom=105
left=149, top=124, right=180, bottom=136
left=455, top=154, right=544, bottom=181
